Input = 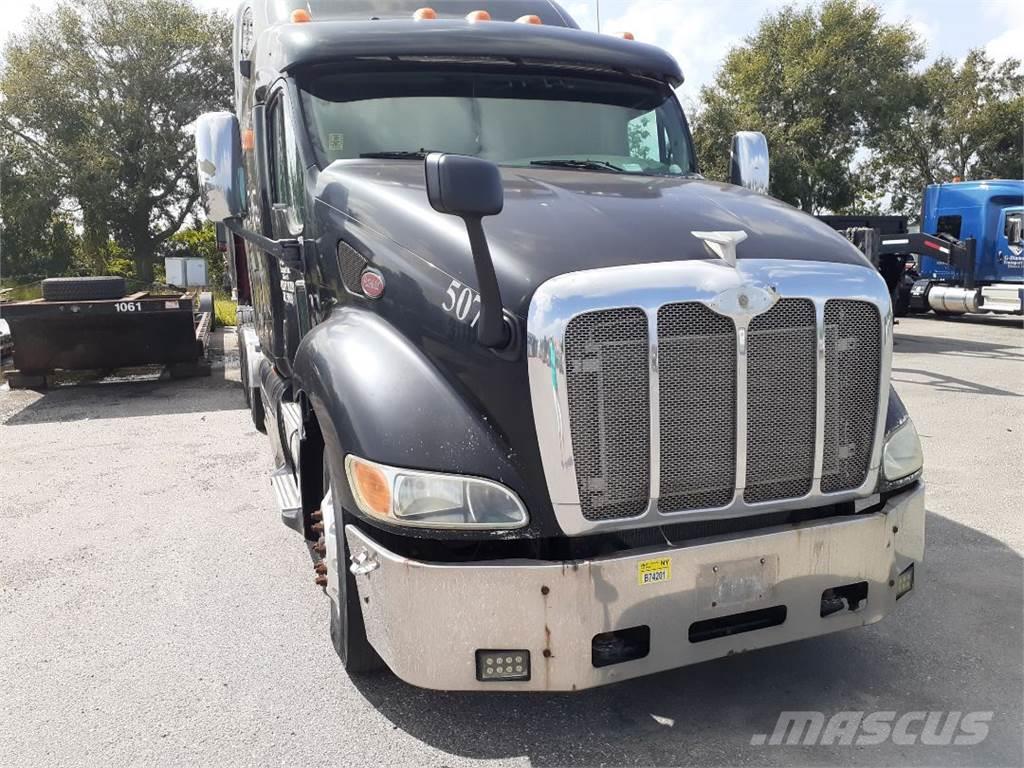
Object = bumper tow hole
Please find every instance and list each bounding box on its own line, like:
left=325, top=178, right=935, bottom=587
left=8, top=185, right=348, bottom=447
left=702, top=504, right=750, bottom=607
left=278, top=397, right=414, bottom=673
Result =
left=591, top=625, right=651, bottom=668
left=820, top=581, right=869, bottom=617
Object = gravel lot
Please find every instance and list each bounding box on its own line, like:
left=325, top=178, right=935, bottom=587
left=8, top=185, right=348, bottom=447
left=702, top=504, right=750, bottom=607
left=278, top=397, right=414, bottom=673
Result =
left=1, top=316, right=1021, bottom=767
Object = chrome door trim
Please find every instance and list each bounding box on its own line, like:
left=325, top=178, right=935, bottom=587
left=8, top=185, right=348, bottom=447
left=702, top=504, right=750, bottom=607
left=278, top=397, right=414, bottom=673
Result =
left=527, top=258, right=892, bottom=537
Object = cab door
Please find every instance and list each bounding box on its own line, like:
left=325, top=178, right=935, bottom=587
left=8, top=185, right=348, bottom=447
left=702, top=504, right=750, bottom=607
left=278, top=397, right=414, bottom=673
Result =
left=264, top=85, right=309, bottom=370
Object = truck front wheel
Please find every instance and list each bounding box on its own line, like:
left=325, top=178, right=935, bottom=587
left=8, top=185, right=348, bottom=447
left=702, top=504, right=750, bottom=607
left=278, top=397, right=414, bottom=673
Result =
left=323, top=458, right=383, bottom=673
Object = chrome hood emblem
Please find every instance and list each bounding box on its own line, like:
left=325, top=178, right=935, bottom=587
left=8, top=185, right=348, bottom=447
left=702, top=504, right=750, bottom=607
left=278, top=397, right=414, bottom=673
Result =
left=705, top=282, right=779, bottom=318
left=692, top=230, right=748, bottom=267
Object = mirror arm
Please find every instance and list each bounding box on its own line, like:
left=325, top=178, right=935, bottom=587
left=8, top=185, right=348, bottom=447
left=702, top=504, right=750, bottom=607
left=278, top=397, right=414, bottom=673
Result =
left=223, top=218, right=303, bottom=272
left=463, top=216, right=510, bottom=348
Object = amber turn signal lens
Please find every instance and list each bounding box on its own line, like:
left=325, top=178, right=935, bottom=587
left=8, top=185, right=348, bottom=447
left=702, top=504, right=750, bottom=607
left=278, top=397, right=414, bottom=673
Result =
left=617, top=31, right=635, bottom=40
left=241, top=128, right=255, bottom=152
left=466, top=10, right=491, bottom=22
left=290, top=8, right=312, bottom=23
left=516, top=14, right=542, bottom=24
left=413, top=7, right=437, bottom=20
left=350, top=460, right=391, bottom=517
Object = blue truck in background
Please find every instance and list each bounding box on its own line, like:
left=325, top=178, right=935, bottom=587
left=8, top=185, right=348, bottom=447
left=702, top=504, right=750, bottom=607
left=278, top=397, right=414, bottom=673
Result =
left=820, top=179, right=1023, bottom=317
left=910, top=179, right=1024, bottom=316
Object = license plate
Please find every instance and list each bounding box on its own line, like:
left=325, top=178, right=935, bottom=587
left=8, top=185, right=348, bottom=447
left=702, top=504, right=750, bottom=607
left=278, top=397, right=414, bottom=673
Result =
left=697, top=555, right=778, bottom=609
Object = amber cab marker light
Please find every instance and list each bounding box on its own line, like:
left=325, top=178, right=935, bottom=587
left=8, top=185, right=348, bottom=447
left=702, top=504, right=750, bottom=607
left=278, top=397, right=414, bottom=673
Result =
left=290, top=8, right=312, bottom=23
left=350, top=460, right=391, bottom=518
left=516, top=14, right=542, bottom=24
left=466, top=10, right=491, bottom=22
left=413, top=7, right=438, bottom=20
left=241, top=128, right=255, bottom=153
left=617, top=31, right=636, bottom=40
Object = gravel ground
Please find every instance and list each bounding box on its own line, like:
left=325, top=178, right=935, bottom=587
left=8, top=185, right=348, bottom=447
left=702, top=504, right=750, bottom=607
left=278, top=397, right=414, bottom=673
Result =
left=1, top=316, right=1021, bottom=767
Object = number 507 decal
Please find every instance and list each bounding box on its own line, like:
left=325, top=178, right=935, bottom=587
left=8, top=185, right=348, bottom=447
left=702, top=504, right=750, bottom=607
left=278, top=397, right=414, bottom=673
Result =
left=441, top=280, right=482, bottom=327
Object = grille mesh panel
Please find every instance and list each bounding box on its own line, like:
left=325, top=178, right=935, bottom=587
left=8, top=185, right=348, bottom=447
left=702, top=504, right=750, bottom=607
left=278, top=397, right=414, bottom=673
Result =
left=658, top=303, right=737, bottom=511
left=822, top=300, right=881, bottom=492
left=564, top=309, right=650, bottom=521
left=337, top=241, right=368, bottom=294
left=744, top=299, right=818, bottom=503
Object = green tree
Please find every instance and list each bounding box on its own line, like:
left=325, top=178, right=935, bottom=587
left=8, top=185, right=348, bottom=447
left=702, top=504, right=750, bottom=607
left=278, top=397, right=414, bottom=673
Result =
left=692, top=0, right=923, bottom=213
left=859, top=50, right=1024, bottom=218
left=0, top=0, right=232, bottom=282
left=0, top=133, right=79, bottom=278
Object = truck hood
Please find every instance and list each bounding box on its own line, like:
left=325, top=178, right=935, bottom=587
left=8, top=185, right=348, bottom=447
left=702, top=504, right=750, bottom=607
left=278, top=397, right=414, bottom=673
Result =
left=316, top=161, right=872, bottom=317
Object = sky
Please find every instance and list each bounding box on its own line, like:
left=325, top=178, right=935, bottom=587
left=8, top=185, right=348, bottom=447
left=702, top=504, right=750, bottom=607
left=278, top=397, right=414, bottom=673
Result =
left=0, top=0, right=1019, bottom=109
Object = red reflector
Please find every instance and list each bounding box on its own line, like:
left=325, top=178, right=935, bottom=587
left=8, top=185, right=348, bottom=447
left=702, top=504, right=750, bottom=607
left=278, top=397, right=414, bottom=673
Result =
left=360, top=270, right=385, bottom=299
left=924, top=240, right=942, bottom=250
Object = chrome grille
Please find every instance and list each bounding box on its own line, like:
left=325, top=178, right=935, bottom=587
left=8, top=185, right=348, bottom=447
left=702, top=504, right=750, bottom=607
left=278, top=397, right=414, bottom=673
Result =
left=744, top=299, right=817, bottom=503
left=658, top=303, right=736, bottom=511
left=539, top=260, right=890, bottom=536
left=564, top=308, right=650, bottom=521
left=822, top=300, right=882, bottom=492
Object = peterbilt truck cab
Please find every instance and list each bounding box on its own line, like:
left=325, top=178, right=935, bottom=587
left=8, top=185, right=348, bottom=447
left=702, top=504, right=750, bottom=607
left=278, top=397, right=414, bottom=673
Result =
left=195, top=0, right=926, bottom=691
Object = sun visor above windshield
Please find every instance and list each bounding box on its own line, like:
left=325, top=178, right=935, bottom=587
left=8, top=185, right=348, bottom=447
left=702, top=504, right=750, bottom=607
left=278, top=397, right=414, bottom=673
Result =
left=263, top=20, right=684, bottom=88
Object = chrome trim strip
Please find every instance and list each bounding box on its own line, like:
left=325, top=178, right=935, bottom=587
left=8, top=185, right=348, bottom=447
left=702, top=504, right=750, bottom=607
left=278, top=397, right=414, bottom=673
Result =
left=811, top=300, right=827, bottom=494
left=527, top=258, right=892, bottom=537
left=733, top=318, right=749, bottom=494
left=647, top=309, right=661, bottom=505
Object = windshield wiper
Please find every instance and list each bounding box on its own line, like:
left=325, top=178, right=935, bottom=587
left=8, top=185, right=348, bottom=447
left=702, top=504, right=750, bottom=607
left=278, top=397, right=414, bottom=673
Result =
left=359, top=149, right=438, bottom=160
left=529, top=159, right=628, bottom=173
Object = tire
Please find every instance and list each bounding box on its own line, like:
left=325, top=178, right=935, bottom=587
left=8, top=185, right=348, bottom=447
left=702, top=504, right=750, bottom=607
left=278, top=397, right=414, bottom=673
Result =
left=323, top=458, right=383, bottom=673
left=41, top=276, right=126, bottom=302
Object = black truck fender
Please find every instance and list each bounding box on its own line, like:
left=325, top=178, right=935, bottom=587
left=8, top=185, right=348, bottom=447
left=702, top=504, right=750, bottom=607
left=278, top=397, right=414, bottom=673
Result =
left=291, top=306, right=534, bottom=540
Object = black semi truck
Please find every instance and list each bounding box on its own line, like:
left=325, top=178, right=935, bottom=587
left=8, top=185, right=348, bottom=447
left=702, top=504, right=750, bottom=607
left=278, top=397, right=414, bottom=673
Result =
left=195, top=0, right=925, bottom=691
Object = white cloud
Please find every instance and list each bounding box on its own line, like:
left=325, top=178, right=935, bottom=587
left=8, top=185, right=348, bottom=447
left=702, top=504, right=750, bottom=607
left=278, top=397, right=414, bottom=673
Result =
left=602, top=0, right=788, bottom=110
left=985, top=27, right=1023, bottom=66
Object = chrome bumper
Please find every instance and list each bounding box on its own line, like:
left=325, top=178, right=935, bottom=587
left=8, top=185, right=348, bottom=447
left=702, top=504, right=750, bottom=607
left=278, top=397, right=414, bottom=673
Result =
left=345, top=482, right=925, bottom=692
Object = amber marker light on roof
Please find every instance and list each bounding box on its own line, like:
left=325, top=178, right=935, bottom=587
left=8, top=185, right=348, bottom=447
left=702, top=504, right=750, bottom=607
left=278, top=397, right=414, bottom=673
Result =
left=290, top=8, right=312, bottom=23
left=465, top=10, right=491, bottom=22
left=516, top=14, right=542, bottom=24
left=241, top=128, right=255, bottom=152
left=413, top=7, right=438, bottom=20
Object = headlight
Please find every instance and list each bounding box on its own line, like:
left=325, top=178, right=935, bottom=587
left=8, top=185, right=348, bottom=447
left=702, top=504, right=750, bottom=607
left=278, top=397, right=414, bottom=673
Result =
left=881, top=418, right=923, bottom=490
left=345, top=455, right=528, bottom=529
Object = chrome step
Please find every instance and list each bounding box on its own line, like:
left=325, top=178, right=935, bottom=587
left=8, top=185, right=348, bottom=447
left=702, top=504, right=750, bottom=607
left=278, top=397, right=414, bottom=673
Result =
left=271, top=465, right=303, bottom=531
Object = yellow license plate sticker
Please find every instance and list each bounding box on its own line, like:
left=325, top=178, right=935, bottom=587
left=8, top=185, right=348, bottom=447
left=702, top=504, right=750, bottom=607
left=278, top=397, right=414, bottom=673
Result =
left=638, top=557, right=672, bottom=585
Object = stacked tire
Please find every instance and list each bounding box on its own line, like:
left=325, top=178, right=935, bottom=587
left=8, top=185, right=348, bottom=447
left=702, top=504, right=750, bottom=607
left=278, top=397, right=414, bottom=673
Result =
left=41, top=276, right=126, bottom=302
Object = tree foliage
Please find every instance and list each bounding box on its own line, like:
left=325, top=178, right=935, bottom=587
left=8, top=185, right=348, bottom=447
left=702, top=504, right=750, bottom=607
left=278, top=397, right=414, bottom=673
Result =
left=0, top=132, right=78, bottom=278
left=693, top=0, right=923, bottom=213
left=0, top=0, right=231, bottom=281
left=860, top=50, right=1024, bottom=217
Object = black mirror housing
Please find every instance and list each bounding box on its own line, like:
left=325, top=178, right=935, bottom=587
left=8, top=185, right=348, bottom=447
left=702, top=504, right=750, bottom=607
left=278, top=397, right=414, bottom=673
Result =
left=425, top=153, right=504, bottom=219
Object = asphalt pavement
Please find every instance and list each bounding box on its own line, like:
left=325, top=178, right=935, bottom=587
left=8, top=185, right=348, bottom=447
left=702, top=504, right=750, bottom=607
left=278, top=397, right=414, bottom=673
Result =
left=1, top=315, right=1021, bottom=767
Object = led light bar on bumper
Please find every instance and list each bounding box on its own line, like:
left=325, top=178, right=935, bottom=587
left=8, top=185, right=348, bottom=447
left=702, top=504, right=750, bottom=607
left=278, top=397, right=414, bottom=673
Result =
left=881, top=418, right=924, bottom=491
left=344, top=455, right=528, bottom=529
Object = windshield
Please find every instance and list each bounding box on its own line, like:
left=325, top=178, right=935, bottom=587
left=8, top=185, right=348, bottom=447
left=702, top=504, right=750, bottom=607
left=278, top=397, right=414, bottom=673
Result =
left=300, top=67, right=696, bottom=177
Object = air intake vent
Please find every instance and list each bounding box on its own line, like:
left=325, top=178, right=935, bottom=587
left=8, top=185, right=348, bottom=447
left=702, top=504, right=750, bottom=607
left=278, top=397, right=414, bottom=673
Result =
left=337, top=241, right=368, bottom=294
left=821, top=300, right=881, bottom=492
left=658, top=303, right=736, bottom=511
left=564, top=308, right=650, bottom=521
left=744, top=299, right=817, bottom=503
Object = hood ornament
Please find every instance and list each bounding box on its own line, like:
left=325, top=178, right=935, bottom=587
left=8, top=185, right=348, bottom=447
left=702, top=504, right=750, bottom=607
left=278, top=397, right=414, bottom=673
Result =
left=692, top=230, right=748, bottom=267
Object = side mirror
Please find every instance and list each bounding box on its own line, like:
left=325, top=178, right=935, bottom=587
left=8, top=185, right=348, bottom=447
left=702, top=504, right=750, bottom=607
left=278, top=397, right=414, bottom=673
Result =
left=424, top=153, right=508, bottom=348
left=195, top=111, right=246, bottom=222
left=730, top=131, right=770, bottom=195
left=425, top=153, right=504, bottom=218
